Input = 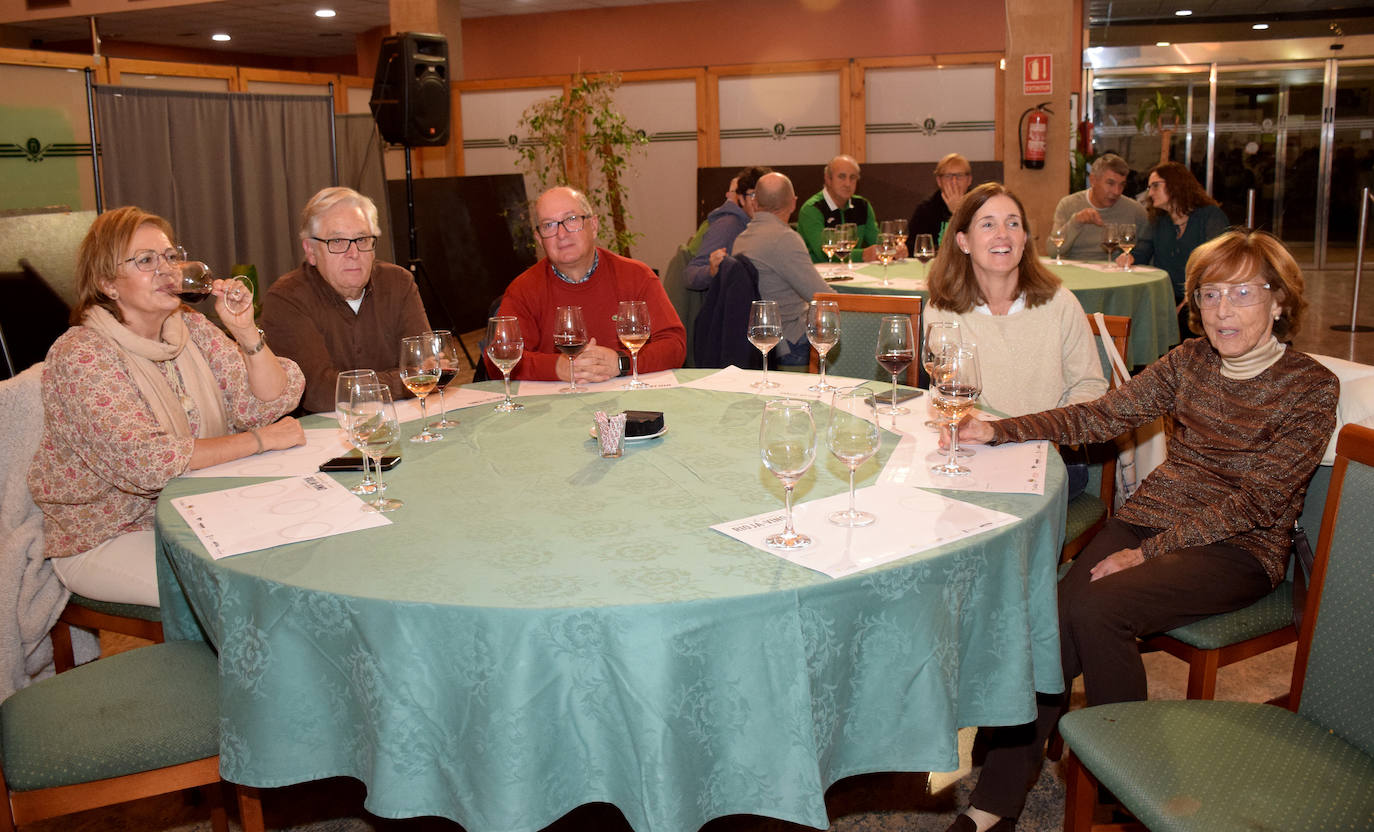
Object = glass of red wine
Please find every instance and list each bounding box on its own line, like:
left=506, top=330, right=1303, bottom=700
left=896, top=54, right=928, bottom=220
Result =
left=425, top=330, right=462, bottom=430
left=553, top=305, right=588, bottom=393
left=875, top=315, right=915, bottom=419
left=178, top=261, right=213, bottom=304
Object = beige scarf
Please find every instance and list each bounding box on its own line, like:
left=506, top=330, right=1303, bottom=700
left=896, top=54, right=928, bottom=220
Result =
left=1220, top=335, right=1286, bottom=381
left=82, top=307, right=229, bottom=439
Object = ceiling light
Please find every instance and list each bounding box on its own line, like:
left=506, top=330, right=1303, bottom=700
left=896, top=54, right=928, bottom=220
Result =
left=315, top=8, right=336, bottom=17
left=211, top=33, right=231, bottom=41
left=1252, top=23, right=1269, bottom=30
left=1174, top=9, right=1192, bottom=15
left=1156, top=41, right=1171, bottom=46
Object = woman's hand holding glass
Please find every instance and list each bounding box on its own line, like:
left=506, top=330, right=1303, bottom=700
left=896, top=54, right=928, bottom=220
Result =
left=336, top=369, right=384, bottom=496
left=760, top=399, right=816, bottom=550
left=348, top=383, right=402, bottom=512
left=485, top=316, right=524, bottom=412
left=827, top=386, right=879, bottom=527
left=399, top=335, right=443, bottom=443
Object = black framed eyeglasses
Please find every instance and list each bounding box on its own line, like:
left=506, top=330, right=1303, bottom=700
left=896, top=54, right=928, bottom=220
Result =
left=535, top=214, right=591, bottom=239
left=122, top=246, right=187, bottom=272
left=311, top=235, right=378, bottom=254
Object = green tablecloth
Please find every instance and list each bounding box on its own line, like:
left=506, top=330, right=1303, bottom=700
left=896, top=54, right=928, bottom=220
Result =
left=155, top=373, right=1065, bottom=832
left=826, top=259, right=1179, bottom=367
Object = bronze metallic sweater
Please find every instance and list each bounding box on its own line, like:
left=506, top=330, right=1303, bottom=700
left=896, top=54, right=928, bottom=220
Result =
left=990, top=338, right=1338, bottom=586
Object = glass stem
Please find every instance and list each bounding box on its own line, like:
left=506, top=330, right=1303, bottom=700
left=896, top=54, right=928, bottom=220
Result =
left=568, top=356, right=577, bottom=391
left=819, top=353, right=827, bottom=387
left=631, top=352, right=640, bottom=384
left=847, top=466, right=858, bottom=515
left=360, top=451, right=373, bottom=487
left=948, top=418, right=961, bottom=469
left=371, top=454, right=385, bottom=504
left=418, top=395, right=428, bottom=428
left=435, top=386, right=446, bottom=420
left=782, top=484, right=796, bottom=536
left=760, top=350, right=769, bottom=386
left=502, top=371, right=513, bottom=405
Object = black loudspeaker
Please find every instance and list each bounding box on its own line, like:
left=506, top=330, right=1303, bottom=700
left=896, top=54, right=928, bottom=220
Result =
left=370, top=32, right=450, bottom=147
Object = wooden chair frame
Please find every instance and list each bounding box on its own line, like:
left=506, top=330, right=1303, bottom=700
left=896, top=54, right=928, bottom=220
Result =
left=808, top=292, right=922, bottom=386
left=50, top=600, right=164, bottom=673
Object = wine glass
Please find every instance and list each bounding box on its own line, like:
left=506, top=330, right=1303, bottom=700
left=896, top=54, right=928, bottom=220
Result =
left=922, top=320, right=961, bottom=429
left=1117, top=224, right=1137, bottom=271
left=827, top=386, right=880, bottom=527
left=837, top=222, right=858, bottom=271
left=913, top=234, right=936, bottom=275
left=890, top=219, right=908, bottom=260
left=759, top=399, right=816, bottom=550
left=616, top=300, right=651, bottom=389
left=1101, top=223, right=1121, bottom=269
left=807, top=299, right=841, bottom=393
left=553, top=305, right=588, bottom=393
left=876, top=232, right=899, bottom=285
left=747, top=300, right=782, bottom=390
left=425, top=330, right=462, bottom=430
left=931, top=343, right=982, bottom=477
left=399, top=335, right=443, bottom=443
left=178, top=261, right=213, bottom=304
left=874, top=315, right=915, bottom=418
left=335, top=369, right=383, bottom=496
left=486, top=315, right=524, bottom=412
left=348, top=383, right=402, bottom=511
left=220, top=275, right=255, bottom=316
left=820, top=227, right=840, bottom=269
left=1048, top=226, right=1067, bottom=264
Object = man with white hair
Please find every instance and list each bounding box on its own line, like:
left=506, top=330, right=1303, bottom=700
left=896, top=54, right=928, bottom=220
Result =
left=796, top=154, right=881, bottom=263
left=262, top=186, right=431, bottom=412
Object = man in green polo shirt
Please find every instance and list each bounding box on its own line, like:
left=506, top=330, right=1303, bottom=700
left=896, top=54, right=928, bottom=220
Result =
left=797, top=154, right=880, bottom=263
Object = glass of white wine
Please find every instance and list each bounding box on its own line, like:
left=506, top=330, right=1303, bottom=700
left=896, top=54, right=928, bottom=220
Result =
left=807, top=299, right=841, bottom=393
left=616, top=300, right=651, bottom=389
left=760, top=399, right=817, bottom=549
left=837, top=222, right=858, bottom=271
left=485, top=316, right=524, bottom=412
left=1048, top=226, right=1067, bottom=264
left=890, top=219, right=908, bottom=260
left=820, top=227, right=840, bottom=270
left=876, top=232, right=898, bottom=285
left=748, top=300, right=782, bottom=390
left=827, top=386, right=880, bottom=527
left=1117, top=224, right=1137, bottom=271
left=922, top=320, right=960, bottom=429
left=349, top=382, right=403, bottom=512
left=335, top=369, right=383, bottom=496
left=931, top=343, right=982, bottom=477
left=399, top=335, right=443, bottom=443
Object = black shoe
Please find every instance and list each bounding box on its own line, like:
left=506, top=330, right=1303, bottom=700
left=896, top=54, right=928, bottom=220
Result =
left=944, top=813, right=1017, bottom=832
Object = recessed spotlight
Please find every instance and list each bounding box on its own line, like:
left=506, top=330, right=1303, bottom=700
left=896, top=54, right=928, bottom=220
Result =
left=211, top=33, right=231, bottom=41
left=1175, top=8, right=1192, bottom=15
left=315, top=8, right=336, bottom=17
left=1156, top=41, right=1171, bottom=46
left=1253, top=23, right=1269, bottom=30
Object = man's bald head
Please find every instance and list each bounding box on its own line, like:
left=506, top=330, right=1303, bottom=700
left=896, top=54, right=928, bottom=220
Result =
left=754, top=172, right=796, bottom=218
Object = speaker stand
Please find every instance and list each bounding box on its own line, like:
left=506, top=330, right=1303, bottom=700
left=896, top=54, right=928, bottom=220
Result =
left=402, top=146, right=477, bottom=369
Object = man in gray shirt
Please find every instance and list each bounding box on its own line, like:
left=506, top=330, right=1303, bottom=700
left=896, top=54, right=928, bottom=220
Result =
left=732, top=172, right=830, bottom=365
left=1051, top=153, right=1150, bottom=262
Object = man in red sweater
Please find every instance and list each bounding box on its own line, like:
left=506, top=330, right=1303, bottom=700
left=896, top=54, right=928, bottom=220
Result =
left=490, top=186, right=686, bottom=382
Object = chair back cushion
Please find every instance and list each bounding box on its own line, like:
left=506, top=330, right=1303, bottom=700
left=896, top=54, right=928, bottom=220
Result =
left=822, top=310, right=901, bottom=383
left=1299, top=427, right=1374, bottom=757
left=660, top=244, right=704, bottom=368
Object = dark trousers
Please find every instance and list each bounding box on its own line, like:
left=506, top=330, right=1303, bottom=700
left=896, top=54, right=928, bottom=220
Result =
left=968, top=518, right=1273, bottom=818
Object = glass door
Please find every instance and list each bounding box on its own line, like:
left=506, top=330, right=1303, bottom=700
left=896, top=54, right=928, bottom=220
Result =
left=1089, top=69, right=1210, bottom=197
left=1328, top=60, right=1374, bottom=265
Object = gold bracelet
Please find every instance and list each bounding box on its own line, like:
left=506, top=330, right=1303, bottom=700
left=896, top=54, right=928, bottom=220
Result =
left=250, top=429, right=264, bottom=454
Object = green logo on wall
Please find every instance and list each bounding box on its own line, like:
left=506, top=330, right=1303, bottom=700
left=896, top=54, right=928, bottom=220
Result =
left=1, top=138, right=96, bottom=162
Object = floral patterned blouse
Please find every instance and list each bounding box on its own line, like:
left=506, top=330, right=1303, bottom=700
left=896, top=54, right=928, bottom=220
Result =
left=28, top=311, right=305, bottom=559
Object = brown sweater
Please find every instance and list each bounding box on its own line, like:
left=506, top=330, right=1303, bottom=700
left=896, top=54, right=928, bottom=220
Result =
left=991, top=338, right=1338, bottom=586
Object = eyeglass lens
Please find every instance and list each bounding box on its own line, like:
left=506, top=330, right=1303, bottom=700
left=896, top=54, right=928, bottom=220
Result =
left=1195, top=283, right=1270, bottom=308
left=319, top=236, right=377, bottom=254
left=537, top=215, right=586, bottom=238
left=129, top=248, right=187, bottom=272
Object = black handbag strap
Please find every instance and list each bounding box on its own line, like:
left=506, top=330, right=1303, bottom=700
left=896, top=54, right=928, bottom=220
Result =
left=1291, top=522, right=1316, bottom=633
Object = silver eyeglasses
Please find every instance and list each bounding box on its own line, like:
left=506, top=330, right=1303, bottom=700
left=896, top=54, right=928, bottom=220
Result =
left=535, top=214, right=591, bottom=238
left=311, top=235, right=378, bottom=254
left=1194, top=282, right=1272, bottom=309
left=122, top=246, right=187, bottom=272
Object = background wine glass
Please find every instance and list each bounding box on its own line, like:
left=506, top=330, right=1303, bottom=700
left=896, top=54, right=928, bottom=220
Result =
left=931, top=343, right=982, bottom=477
left=827, top=386, right=879, bottom=527
left=874, top=315, right=914, bottom=418
left=1048, top=226, right=1067, bottom=264
left=335, top=369, right=382, bottom=496
left=1101, top=223, right=1121, bottom=269
left=399, top=335, right=443, bottom=443
left=178, top=261, right=213, bottom=304
left=747, top=300, right=782, bottom=389
left=759, top=399, right=817, bottom=549
left=616, top=300, right=651, bottom=389
left=922, top=320, right=960, bottom=429
left=348, top=383, right=403, bottom=511
left=426, top=330, right=462, bottom=430
left=913, top=234, right=936, bottom=276
left=820, top=228, right=840, bottom=269
left=890, top=219, right=908, bottom=259
left=807, top=299, right=841, bottom=393
left=553, top=305, right=589, bottom=393
left=1117, top=224, right=1137, bottom=271
left=485, top=315, right=524, bottom=412
left=836, top=222, right=858, bottom=270
left=876, top=232, right=898, bottom=285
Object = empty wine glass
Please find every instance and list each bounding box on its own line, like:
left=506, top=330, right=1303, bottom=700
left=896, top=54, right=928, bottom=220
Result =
left=335, top=369, right=383, bottom=496
left=616, top=300, right=651, bottom=389
left=874, top=315, right=915, bottom=418
left=348, top=382, right=403, bottom=512
left=426, top=330, right=462, bottom=430
left=760, top=399, right=817, bottom=550
left=1048, top=226, right=1067, bottom=263
left=553, top=305, right=588, bottom=393
left=486, top=316, right=524, bottom=412
left=827, top=386, right=880, bottom=527
left=876, top=232, right=899, bottom=285
left=748, top=300, right=782, bottom=390
left=1117, top=224, right=1137, bottom=271
left=399, top=335, right=443, bottom=443
left=807, top=299, right=841, bottom=393
left=1102, top=223, right=1121, bottom=269
left=922, top=320, right=960, bottom=429
left=931, top=343, right=982, bottom=477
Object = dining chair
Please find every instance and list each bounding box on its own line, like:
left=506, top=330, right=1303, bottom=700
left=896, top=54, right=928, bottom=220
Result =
left=0, top=638, right=264, bottom=832
left=808, top=292, right=921, bottom=385
left=1059, top=422, right=1374, bottom=832
left=49, top=595, right=164, bottom=673
left=1061, top=314, right=1130, bottom=563
left=693, top=254, right=761, bottom=370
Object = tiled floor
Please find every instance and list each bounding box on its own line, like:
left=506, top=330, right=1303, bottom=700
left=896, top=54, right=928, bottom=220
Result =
left=1288, top=267, right=1374, bottom=364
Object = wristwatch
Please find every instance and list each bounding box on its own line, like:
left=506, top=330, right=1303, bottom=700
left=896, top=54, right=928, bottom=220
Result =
left=618, top=353, right=631, bottom=377
left=239, top=327, right=267, bottom=356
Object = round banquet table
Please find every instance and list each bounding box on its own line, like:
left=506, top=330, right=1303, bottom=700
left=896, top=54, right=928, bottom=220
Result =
left=155, top=373, right=1065, bottom=832
left=822, top=258, right=1180, bottom=368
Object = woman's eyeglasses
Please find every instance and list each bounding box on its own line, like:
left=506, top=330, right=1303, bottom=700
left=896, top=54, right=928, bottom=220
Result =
left=122, top=247, right=187, bottom=272
left=1194, top=282, right=1272, bottom=309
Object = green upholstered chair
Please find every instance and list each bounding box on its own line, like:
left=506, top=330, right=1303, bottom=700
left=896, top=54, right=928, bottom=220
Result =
left=0, top=639, right=262, bottom=831
left=660, top=243, right=705, bottom=368
left=1059, top=422, right=1374, bottom=832
left=808, top=292, right=921, bottom=386
left=49, top=594, right=164, bottom=673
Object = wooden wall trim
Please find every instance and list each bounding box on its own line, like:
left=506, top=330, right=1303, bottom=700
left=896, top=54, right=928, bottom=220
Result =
left=0, top=47, right=100, bottom=70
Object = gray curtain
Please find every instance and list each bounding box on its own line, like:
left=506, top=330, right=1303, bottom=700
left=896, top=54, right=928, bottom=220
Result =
left=94, top=86, right=334, bottom=289
left=334, top=113, right=394, bottom=265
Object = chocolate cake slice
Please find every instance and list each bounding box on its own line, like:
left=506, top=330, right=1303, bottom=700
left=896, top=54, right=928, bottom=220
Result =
left=623, top=410, right=665, bottom=437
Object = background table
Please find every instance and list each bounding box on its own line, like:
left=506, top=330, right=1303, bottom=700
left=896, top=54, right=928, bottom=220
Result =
left=156, top=374, right=1065, bottom=832
left=823, top=259, right=1179, bottom=367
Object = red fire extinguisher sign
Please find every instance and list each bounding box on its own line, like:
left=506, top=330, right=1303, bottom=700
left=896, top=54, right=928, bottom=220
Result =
left=1024, top=55, right=1052, bottom=96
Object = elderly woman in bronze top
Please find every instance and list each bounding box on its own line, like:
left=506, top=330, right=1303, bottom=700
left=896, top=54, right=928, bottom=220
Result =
left=942, top=229, right=1338, bottom=832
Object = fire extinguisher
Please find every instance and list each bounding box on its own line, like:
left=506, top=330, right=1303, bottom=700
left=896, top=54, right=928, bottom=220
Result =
left=1019, top=102, right=1053, bottom=169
